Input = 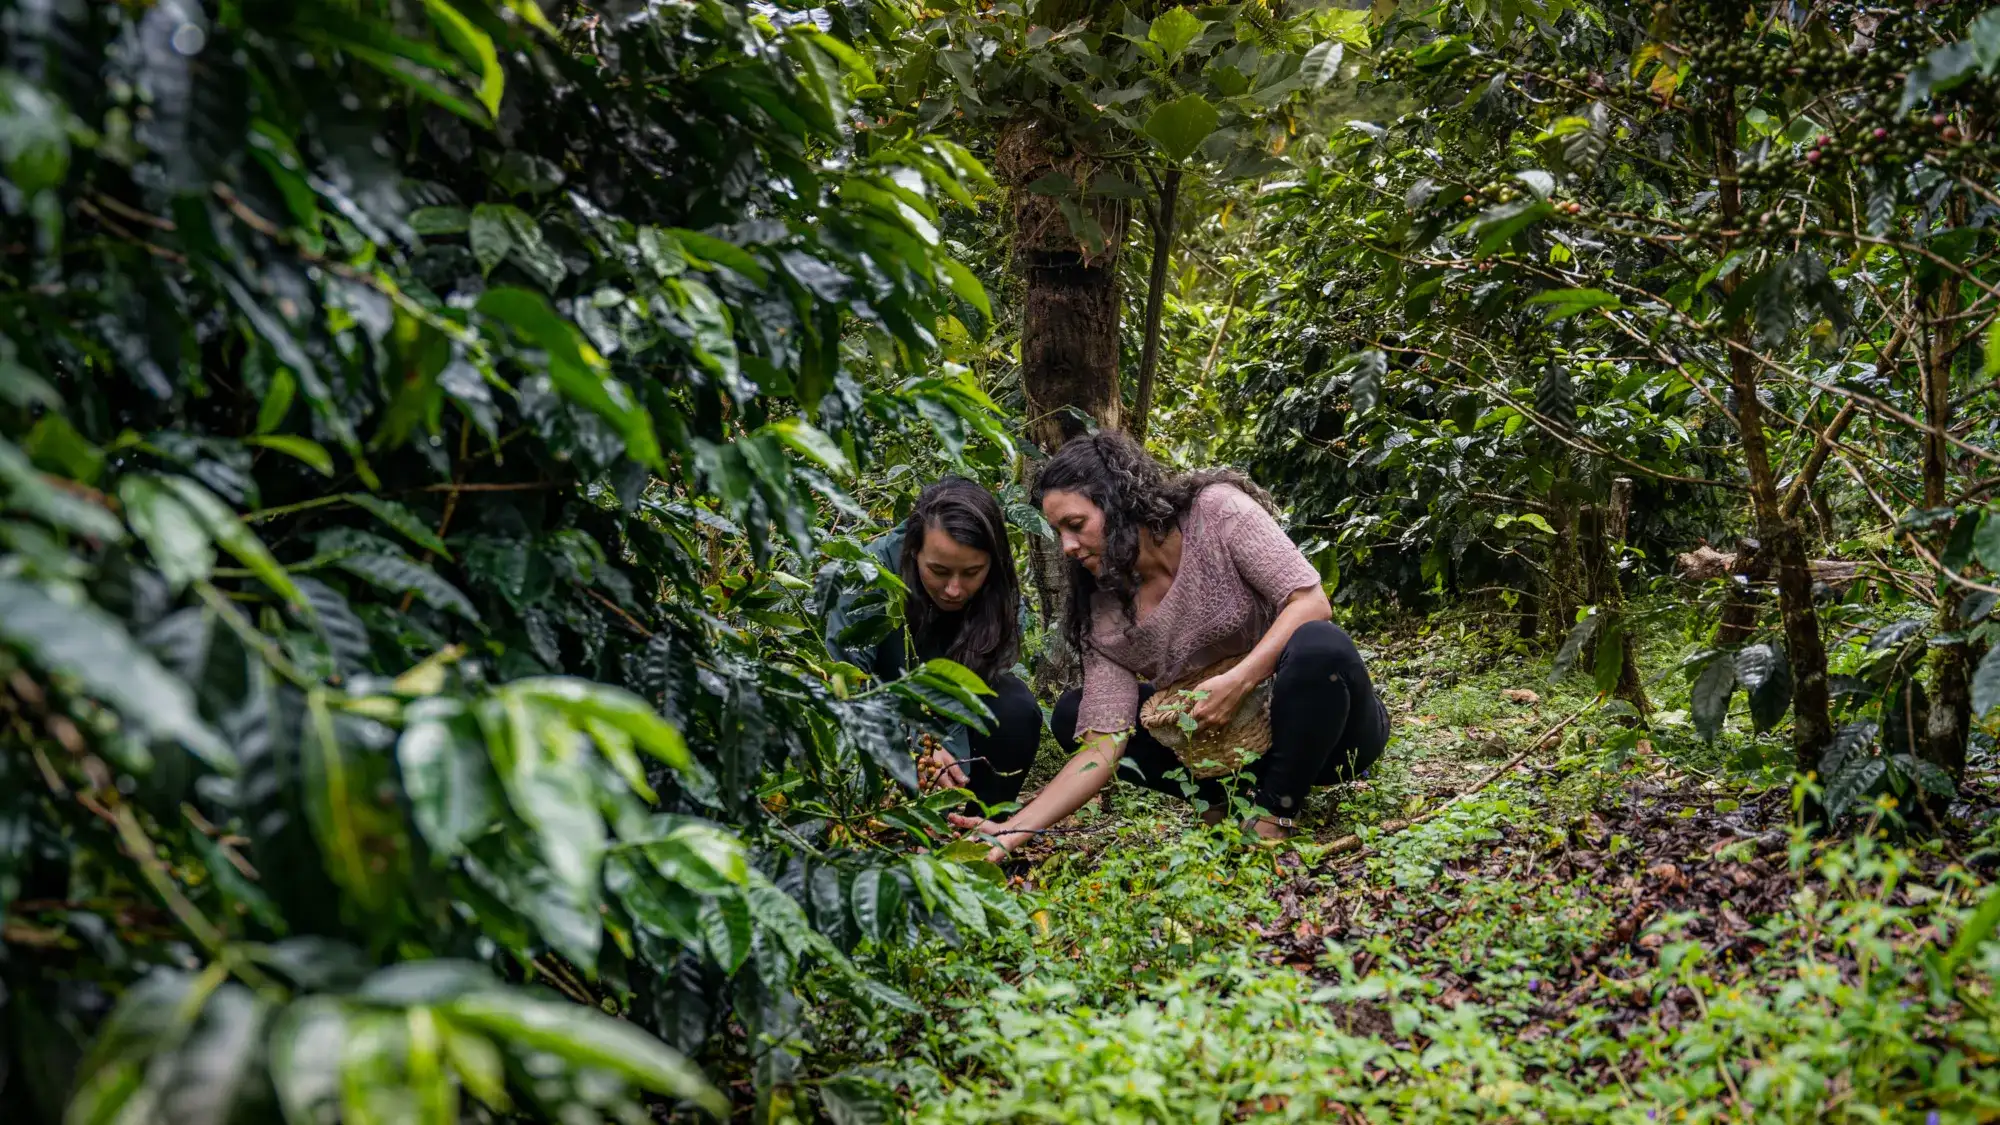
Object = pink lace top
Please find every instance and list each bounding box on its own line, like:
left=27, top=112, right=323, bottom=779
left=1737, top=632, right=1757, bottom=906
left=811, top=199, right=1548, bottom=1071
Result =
left=1071, top=483, right=1323, bottom=739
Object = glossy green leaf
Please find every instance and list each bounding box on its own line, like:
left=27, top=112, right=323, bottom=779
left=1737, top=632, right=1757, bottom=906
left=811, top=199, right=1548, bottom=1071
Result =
left=335, top=553, right=479, bottom=621
left=119, top=475, right=214, bottom=592
left=938, top=256, right=993, bottom=325
left=411, top=205, right=471, bottom=235
left=1939, top=882, right=2000, bottom=981
left=163, top=476, right=308, bottom=611
left=0, top=577, right=232, bottom=769
left=303, top=690, right=408, bottom=914
left=508, top=677, right=689, bottom=769
left=345, top=493, right=452, bottom=557
left=1972, top=642, right=2000, bottom=719
left=1736, top=643, right=1792, bottom=733
left=66, top=971, right=200, bottom=1125
left=668, top=229, right=771, bottom=286
left=469, top=203, right=515, bottom=274
left=476, top=287, right=663, bottom=470
left=1301, top=41, right=1344, bottom=89
left=764, top=416, right=854, bottom=478
left=158, top=984, right=269, bottom=1125
left=424, top=0, right=504, bottom=119
left=270, top=998, right=348, bottom=1125
left=850, top=868, right=899, bottom=942
left=1144, top=94, right=1220, bottom=162
left=0, top=434, right=125, bottom=542
left=1548, top=610, right=1599, bottom=682
left=444, top=990, right=725, bottom=1115
left=820, top=1074, right=895, bottom=1125
left=256, top=368, right=298, bottom=433
left=435, top=1015, right=510, bottom=1111
left=0, top=71, right=72, bottom=195
left=699, top=892, right=753, bottom=973
left=1148, top=8, right=1208, bottom=60
left=1523, top=287, right=1622, bottom=322
left=490, top=693, right=607, bottom=941
left=640, top=821, right=748, bottom=894
left=245, top=434, right=337, bottom=477
left=24, top=412, right=103, bottom=484
left=398, top=698, right=501, bottom=858
left=1690, top=651, right=1736, bottom=743
left=608, top=853, right=703, bottom=943
left=1591, top=616, right=1624, bottom=696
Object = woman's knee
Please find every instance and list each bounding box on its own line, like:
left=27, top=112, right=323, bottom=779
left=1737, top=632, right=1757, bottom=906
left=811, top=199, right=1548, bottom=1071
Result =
left=986, top=676, right=1043, bottom=753
left=1050, top=688, right=1084, bottom=753
left=1276, top=619, right=1360, bottom=682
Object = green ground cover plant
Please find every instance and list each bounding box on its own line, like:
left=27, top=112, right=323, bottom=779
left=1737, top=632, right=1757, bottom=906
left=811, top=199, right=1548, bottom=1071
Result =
left=881, top=621, right=2000, bottom=1123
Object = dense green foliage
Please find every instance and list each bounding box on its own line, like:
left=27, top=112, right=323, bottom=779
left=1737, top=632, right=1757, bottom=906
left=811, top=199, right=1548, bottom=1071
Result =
left=1171, top=0, right=2000, bottom=808
left=15, top=0, right=2000, bottom=1122
left=0, top=1, right=1022, bottom=1121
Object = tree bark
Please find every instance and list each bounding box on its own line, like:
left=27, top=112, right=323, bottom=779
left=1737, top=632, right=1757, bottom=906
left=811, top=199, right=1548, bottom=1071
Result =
left=1712, top=534, right=1767, bottom=646
left=998, top=119, right=1129, bottom=695
left=1922, top=263, right=1969, bottom=782
left=1130, top=167, right=1181, bottom=443
left=1713, top=100, right=1833, bottom=769
left=1000, top=123, right=1127, bottom=452
left=1542, top=466, right=1583, bottom=644
left=1780, top=401, right=1856, bottom=523
left=1020, top=258, right=1124, bottom=447
left=1594, top=477, right=1650, bottom=717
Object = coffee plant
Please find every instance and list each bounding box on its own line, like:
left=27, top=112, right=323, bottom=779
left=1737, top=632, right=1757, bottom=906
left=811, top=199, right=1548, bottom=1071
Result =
left=0, top=0, right=1024, bottom=1120
left=1212, top=0, right=2000, bottom=813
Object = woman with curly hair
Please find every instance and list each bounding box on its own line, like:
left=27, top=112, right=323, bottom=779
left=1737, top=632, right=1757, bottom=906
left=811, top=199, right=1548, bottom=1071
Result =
left=950, top=431, right=1389, bottom=857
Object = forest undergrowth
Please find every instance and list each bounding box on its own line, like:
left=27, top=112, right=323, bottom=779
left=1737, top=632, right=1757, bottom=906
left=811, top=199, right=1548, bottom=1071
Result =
left=842, top=605, right=2000, bottom=1124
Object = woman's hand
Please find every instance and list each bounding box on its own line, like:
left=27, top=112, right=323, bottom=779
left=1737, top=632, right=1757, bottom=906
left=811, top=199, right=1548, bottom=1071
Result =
left=918, top=744, right=967, bottom=793
left=1188, top=668, right=1255, bottom=731
left=947, top=812, right=1021, bottom=864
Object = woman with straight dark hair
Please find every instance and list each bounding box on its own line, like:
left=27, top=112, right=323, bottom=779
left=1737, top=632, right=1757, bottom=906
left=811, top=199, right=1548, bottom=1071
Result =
left=825, top=477, right=1042, bottom=812
left=950, top=431, right=1389, bottom=858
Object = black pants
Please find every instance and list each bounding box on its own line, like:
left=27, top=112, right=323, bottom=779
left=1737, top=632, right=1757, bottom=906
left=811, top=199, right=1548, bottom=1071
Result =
left=963, top=672, right=1043, bottom=812
left=1052, top=621, right=1388, bottom=817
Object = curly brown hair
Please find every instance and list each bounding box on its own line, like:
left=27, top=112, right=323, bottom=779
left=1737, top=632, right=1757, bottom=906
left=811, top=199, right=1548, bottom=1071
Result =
left=1030, top=430, right=1275, bottom=655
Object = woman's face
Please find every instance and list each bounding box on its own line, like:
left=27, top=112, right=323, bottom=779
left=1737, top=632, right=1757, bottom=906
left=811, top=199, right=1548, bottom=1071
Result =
left=915, top=524, right=991, bottom=612
left=1041, top=489, right=1106, bottom=576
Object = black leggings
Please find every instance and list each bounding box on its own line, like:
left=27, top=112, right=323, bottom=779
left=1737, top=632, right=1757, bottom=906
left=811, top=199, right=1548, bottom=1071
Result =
left=1052, top=621, right=1389, bottom=817
left=963, top=673, right=1043, bottom=813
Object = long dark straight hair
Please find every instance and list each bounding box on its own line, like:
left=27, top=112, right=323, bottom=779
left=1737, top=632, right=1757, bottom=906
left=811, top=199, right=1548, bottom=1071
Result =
left=1030, top=430, right=1274, bottom=655
left=897, top=477, right=1021, bottom=682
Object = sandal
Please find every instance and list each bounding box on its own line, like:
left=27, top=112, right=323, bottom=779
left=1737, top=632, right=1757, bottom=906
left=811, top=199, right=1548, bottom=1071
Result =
left=1240, top=814, right=1296, bottom=843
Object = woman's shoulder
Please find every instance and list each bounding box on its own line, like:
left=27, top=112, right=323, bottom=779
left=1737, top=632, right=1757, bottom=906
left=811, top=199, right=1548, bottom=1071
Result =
left=1190, top=479, right=1265, bottom=521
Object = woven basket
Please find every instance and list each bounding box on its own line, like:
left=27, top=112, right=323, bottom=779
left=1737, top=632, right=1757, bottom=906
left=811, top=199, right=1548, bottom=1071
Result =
left=1137, top=655, right=1274, bottom=780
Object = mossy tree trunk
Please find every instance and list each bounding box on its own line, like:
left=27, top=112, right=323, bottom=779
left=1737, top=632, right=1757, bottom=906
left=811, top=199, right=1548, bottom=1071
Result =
left=998, top=118, right=1130, bottom=697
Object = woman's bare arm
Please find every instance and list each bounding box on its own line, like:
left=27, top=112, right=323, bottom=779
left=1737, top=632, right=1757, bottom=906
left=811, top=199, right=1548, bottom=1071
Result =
left=1187, top=586, right=1333, bottom=730
left=948, top=729, right=1125, bottom=861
